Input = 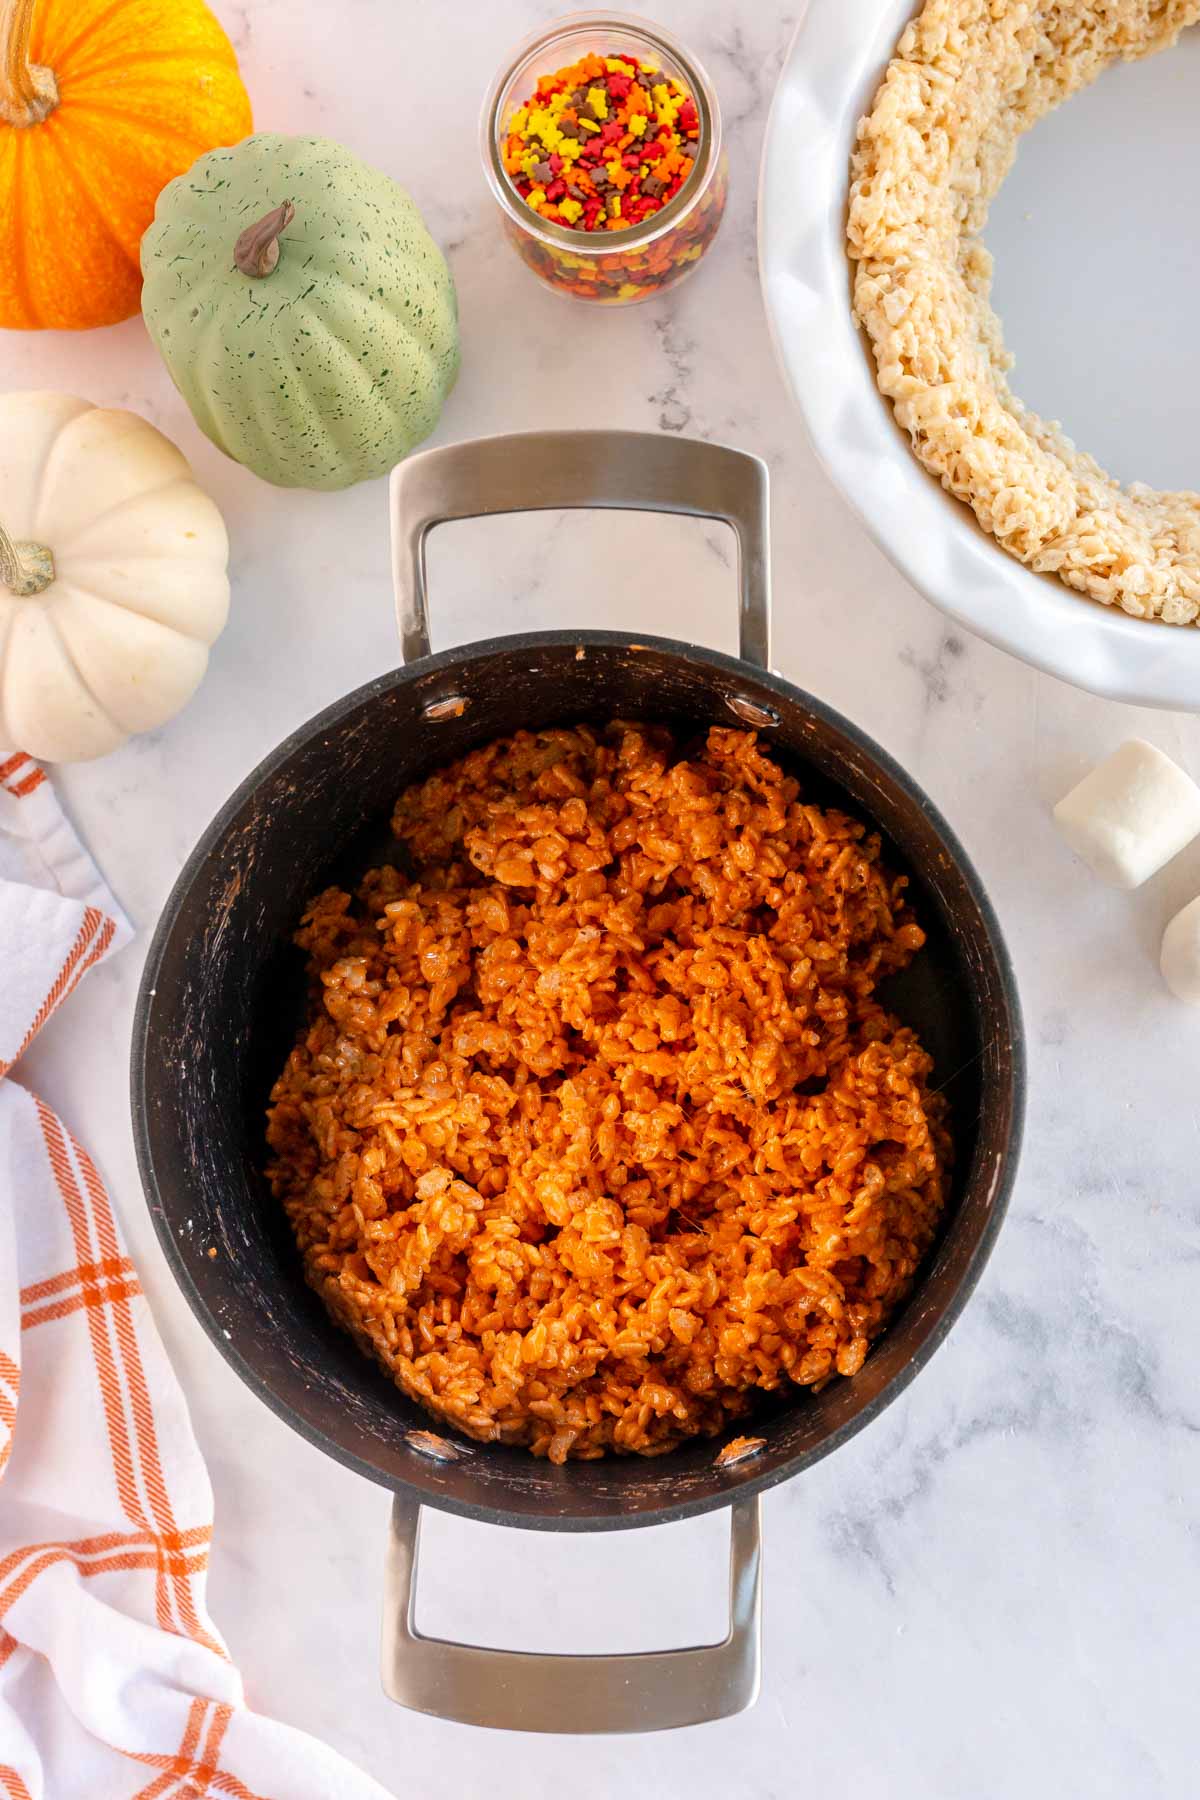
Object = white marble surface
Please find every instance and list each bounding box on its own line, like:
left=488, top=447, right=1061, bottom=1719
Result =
left=3, top=2, right=1199, bottom=1793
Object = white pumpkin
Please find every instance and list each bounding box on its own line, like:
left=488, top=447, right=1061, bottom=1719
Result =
left=0, top=392, right=230, bottom=763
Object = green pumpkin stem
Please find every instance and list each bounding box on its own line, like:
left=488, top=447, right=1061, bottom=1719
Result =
left=234, top=201, right=296, bottom=278
left=0, top=520, right=54, bottom=597
left=0, top=0, right=58, bottom=127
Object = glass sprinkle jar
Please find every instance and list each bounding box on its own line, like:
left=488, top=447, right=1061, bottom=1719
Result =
left=481, top=11, right=727, bottom=305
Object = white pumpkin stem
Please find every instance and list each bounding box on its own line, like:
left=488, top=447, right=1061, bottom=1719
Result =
left=0, top=521, right=54, bottom=597
left=234, top=201, right=296, bottom=278
left=0, top=0, right=58, bottom=128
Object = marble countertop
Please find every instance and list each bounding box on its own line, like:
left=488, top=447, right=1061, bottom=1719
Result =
left=4, top=2, right=1197, bottom=1793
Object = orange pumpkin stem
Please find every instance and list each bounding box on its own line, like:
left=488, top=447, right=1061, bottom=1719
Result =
left=0, top=0, right=58, bottom=128
left=234, top=201, right=296, bottom=278
left=0, top=521, right=54, bottom=597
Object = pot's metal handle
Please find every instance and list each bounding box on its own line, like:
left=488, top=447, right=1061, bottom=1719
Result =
left=381, top=1492, right=762, bottom=1734
left=390, top=429, right=771, bottom=669
left=383, top=427, right=768, bottom=1734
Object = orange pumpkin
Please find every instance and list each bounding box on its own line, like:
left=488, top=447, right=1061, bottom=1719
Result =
left=0, top=0, right=251, bottom=330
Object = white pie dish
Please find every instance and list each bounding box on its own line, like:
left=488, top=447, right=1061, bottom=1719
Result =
left=758, top=0, right=1200, bottom=711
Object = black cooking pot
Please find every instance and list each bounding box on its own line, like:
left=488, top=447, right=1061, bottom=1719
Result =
left=132, top=432, right=1023, bottom=1734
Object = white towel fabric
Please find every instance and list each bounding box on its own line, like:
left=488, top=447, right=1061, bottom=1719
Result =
left=0, top=753, right=391, bottom=1800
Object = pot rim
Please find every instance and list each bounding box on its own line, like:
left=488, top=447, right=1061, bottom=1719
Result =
left=131, top=628, right=1025, bottom=1530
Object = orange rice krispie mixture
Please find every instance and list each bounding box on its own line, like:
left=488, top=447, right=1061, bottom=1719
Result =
left=266, top=725, right=950, bottom=1461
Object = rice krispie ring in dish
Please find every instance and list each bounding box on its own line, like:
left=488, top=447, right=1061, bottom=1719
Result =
left=849, top=0, right=1200, bottom=625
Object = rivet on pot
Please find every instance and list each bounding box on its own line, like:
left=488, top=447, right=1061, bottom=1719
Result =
left=407, top=1429, right=466, bottom=1462
left=714, top=1435, right=767, bottom=1470
left=423, top=693, right=470, bottom=722
left=726, top=694, right=780, bottom=728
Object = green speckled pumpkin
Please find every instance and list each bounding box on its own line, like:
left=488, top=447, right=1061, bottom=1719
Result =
left=140, top=134, right=459, bottom=490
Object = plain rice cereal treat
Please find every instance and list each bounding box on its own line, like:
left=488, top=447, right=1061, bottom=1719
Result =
left=266, top=726, right=951, bottom=1462
left=848, top=0, right=1200, bottom=624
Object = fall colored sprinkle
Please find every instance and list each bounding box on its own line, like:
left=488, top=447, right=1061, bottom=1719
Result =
left=503, top=50, right=701, bottom=233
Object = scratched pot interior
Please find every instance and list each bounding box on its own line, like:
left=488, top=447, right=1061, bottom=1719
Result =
left=133, top=633, right=1022, bottom=1530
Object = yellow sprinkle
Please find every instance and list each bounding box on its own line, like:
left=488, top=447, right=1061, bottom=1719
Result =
left=527, top=186, right=547, bottom=209
left=529, top=106, right=564, bottom=150
left=558, top=197, right=583, bottom=224
left=628, top=113, right=647, bottom=138
left=520, top=151, right=540, bottom=176
left=651, top=83, right=671, bottom=107
left=617, top=282, right=641, bottom=298
left=558, top=138, right=583, bottom=163
left=586, top=84, right=608, bottom=121
left=578, top=117, right=600, bottom=134
left=609, top=196, right=621, bottom=219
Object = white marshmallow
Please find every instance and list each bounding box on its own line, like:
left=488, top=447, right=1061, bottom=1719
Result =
left=1161, top=896, right=1200, bottom=1005
left=1052, top=739, right=1200, bottom=889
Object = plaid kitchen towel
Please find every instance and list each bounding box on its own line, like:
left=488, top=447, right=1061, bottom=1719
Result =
left=0, top=753, right=391, bottom=1800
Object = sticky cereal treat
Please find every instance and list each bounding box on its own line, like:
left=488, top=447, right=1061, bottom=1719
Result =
left=850, top=0, right=1200, bottom=625
left=503, top=51, right=700, bottom=235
